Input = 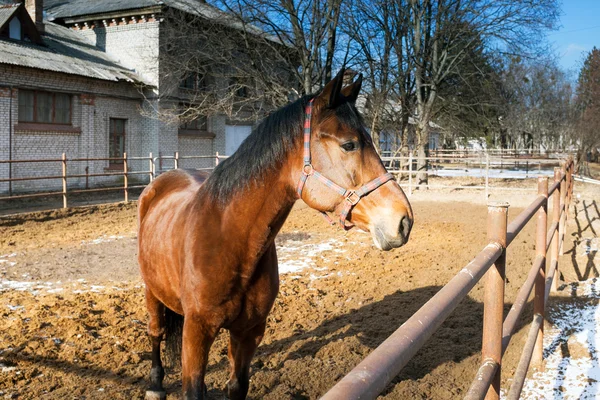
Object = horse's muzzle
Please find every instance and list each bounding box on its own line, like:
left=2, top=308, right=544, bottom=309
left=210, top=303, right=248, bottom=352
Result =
left=372, top=216, right=412, bottom=251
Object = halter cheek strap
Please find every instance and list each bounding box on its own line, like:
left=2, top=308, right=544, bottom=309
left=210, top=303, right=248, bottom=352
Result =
left=296, top=99, right=394, bottom=230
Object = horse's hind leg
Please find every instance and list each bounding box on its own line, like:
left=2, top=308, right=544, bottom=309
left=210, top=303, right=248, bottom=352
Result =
left=145, top=288, right=166, bottom=400
left=227, top=321, right=267, bottom=400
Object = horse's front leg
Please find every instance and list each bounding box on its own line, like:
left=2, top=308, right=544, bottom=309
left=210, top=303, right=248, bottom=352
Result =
left=227, top=321, right=267, bottom=400
left=227, top=243, right=278, bottom=400
left=182, top=314, right=218, bottom=400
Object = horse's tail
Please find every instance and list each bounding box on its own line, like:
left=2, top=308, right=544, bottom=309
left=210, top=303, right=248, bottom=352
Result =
left=164, top=307, right=184, bottom=369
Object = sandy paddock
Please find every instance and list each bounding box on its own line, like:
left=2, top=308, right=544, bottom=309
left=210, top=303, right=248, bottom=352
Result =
left=0, top=182, right=584, bottom=399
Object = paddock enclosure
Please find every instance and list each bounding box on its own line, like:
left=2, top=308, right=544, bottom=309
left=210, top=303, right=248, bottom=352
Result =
left=0, top=175, right=586, bottom=399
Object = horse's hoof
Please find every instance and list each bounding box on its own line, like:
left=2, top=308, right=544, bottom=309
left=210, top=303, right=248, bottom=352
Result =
left=145, top=390, right=166, bottom=400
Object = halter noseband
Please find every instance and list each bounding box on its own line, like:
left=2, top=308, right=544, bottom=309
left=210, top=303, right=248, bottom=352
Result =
left=296, top=99, right=394, bottom=230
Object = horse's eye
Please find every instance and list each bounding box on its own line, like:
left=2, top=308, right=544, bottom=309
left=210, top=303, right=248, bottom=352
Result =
left=341, top=141, right=358, bottom=152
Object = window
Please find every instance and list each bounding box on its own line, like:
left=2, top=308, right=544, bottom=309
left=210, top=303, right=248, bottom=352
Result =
left=180, top=72, right=207, bottom=91
left=180, top=114, right=207, bottom=131
left=9, top=17, right=21, bottom=40
left=18, top=90, right=72, bottom=124
left=229, top=77, right=249, bottom=98
left=109, top=118, right=126, bottom=167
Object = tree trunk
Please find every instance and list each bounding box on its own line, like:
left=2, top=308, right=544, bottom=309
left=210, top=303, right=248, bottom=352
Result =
left=416, top=122, right=429, bottom=188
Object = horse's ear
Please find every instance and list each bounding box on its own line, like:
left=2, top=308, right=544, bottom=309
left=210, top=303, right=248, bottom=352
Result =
left=341, top=73, right=363, bottom=103
left=316, top=68, right=345, bottom=109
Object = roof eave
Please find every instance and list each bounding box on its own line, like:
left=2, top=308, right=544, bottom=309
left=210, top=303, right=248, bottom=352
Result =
left=57, top=6, right=163, bottom=24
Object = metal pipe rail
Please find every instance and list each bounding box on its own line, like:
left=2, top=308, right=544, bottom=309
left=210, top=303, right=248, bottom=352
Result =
left=0, top=151, right=228, bottom=208
left=385, top=152, right=566, bottom=199
left=321, top=158, right=574, bottom=400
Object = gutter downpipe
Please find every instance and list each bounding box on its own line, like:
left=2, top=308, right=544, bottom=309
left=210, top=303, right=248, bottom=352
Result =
left=8, top=86, right=13, bottom=196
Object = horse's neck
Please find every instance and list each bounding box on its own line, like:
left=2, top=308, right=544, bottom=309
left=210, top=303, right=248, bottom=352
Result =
left=223, top=173, right=296, bottom=262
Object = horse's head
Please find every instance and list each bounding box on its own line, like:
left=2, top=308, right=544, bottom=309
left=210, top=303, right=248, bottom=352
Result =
left=297, top=69, right=413, bottom=250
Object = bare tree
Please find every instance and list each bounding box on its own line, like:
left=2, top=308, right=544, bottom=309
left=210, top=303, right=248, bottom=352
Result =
left=406, top=0, right=560, bottom=185
left=343, top=0, right=395, bottom=148
left=217, top=0, right=349, bottom=94
left=575, top=47, right=600, bottom=174
left=143, top=5, right=300, bottom=127
left=499, top=57, right=576, bottom=152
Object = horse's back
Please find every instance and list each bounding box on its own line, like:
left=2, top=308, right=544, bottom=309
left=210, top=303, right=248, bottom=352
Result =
left=138, top=169, right=208, bottom=225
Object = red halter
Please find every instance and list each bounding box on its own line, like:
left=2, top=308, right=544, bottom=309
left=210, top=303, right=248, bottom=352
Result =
left=296, top=99, right=394, bottom=230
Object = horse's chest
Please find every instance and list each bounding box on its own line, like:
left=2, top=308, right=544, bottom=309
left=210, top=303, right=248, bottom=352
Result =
left=226, top=262, right=279, bottom=330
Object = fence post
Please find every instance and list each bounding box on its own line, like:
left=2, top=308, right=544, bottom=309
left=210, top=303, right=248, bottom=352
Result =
left=215, top=151, right=220, bottom=167
left=174, top=151, right=179, bottom=170
left=551, top=168, right=561, bottom=292
left=559, top=166, right=566, bottom=256
left=483, top=201, right=508, bottom=400
left=566, top=159, right=573, bottom=219
left=149, top=152, right=154, bottom=182
left=485, top=153, right=490, bottom=199
left=123, top=152, right=128, bottom=203
left=408, top=151, right=413, bottom=197
left=61, top=153, right=67, bottom=209
left=85, top=166, right=89, bottom=190
left=532, top=176, right=548, bottom=368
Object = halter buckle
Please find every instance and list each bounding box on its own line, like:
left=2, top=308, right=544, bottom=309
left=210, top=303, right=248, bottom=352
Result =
left=344, top=190, right=360, bottom=205
left=302, top=164, right=314, bottom=176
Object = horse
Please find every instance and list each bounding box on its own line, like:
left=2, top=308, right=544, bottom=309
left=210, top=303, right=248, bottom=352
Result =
left=137, top=69, right=413, bottom=400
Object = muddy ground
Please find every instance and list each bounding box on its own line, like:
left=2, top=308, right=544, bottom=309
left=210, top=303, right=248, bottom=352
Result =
left=0, top=184, right=586, bottom=399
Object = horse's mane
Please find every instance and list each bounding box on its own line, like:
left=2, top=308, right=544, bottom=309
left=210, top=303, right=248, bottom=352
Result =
left=203, top=93, right=365, bottom=205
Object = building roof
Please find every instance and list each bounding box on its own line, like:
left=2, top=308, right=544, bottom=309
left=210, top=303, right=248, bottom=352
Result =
left=0, top=3, right=19, bottom=29
left=0, top=21, right=149, bottom=84
left=45, top=0, right=283, bottom=44
left=45, top=0, right=160, bottom=20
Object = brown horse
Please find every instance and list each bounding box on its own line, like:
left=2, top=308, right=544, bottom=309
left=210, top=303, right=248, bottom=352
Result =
left=138, top=69, right=413, bottom=400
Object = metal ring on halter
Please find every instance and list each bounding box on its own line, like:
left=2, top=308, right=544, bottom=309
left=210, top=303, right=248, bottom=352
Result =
left=302, top=164, right=314, bottom=176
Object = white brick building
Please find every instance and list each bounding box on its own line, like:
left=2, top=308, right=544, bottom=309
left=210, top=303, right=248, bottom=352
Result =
left=0, top=0, right=262, bottom=194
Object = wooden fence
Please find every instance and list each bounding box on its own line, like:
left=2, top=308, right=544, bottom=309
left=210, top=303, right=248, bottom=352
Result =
left=320, top=158, right=574, bottom=400
left=0, top=151, right=572, bottom=209
left=384, top=152, right=567, bottom=198
left=0, top=152, right=224, bottom=208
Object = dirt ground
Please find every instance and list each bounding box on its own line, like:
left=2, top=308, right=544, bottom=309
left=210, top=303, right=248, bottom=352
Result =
left=0, top=182, right=588, bottom=399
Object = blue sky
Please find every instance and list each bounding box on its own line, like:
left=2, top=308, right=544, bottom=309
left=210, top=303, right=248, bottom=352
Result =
left=549, top=0, right=600, bottom=76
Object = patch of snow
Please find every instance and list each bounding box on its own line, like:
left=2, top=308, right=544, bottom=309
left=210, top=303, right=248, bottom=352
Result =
left=520, top=278, right=600, bottom=399
left=81, top=235, right=125, bottom=245
left=580, top=238, right=600, bottom=256
left=0, top=260, right=16, bottom=267
left=0, top=253, right=17, bottom=267
left=432, top=167, right=555, bottom=179
left=0, top=280, right=53, bottom=293
left=90, top=285, right=106, bottom=292
left=1, top=366, right=17, bottom=373
left=276, top=238, right=345, bottom=274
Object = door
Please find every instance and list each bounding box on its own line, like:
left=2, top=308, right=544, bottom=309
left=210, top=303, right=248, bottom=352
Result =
left=225, top=125, right=252, bottom=155
left=109, top=118, right=126, bottom=167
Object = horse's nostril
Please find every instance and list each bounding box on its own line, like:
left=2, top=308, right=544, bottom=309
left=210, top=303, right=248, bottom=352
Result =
left=399, top=216, right=412, bottom=240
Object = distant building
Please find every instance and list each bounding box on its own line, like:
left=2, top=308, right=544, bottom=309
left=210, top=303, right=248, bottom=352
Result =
left=0, top=0, right=274, bottom=193
left=355, top=94, right=444, bottom=154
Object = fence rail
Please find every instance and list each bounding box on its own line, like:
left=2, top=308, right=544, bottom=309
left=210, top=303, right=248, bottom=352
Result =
left=0, top=151, right=574, bottom=209
left=384, top=152, right=567, bottom=197
left=0, top=152, right=226, bottom=207
left=320, top=158, right=574, bottom=400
